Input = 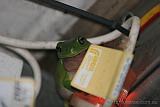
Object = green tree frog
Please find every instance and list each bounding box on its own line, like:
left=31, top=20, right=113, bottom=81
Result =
left=56, top=36, right=91, bottom=100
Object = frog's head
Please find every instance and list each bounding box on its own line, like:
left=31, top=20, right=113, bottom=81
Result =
left=56, top=36, right=91, bottom=58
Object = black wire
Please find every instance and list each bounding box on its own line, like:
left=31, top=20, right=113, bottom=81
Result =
left=39, top=0, right=130, bottom=36
left=129, top=56, right=160, bottom=93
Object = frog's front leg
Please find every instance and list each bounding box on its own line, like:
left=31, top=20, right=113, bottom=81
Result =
left=57, top=59, right=77, bottom=92
left=63, top=71, right=76, bottom=92
left=56, top=59, right=73, bottom=101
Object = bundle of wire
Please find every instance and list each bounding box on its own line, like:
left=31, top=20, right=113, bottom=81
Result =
left=0, top=16, right=141, bottom=99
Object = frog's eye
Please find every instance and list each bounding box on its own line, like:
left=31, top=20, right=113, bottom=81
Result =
left=78, top=37, right=86, bottom=44
left=56, top=46, right=62, bottom=52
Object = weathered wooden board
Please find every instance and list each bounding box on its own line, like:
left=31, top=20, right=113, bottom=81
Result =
left=64, top=0, right=141, bottom=39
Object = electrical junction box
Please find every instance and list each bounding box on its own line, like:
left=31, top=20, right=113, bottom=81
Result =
left=71, top=45, right=133, bottom=100
left=0, top=78, right=35, bottom=107
left=0, top=51, right=23, bottom=78
left=0, top=51, right=35, bottom=107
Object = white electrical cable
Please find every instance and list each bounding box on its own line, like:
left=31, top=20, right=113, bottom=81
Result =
left=0, top=16, right=140, bottom=49
left=103, top=17, right=140, bottom=107
left=88, top=16, right=140, bottom=44
left=6, top=46, right=41, bottom=99
left=125, top=17, right=141, bottom=53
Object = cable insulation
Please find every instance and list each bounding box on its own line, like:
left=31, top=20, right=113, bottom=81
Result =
left=0, top=17, right=140, bottom=49
left=6, top=46, right=41, bottom=99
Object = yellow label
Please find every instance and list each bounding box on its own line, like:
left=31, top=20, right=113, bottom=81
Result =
left=71, top=45, right=133, bottom=100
